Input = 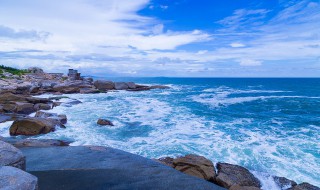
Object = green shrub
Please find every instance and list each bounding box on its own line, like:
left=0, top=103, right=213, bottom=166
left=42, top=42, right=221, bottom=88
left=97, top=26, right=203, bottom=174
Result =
left=0, top=65, right=29, bottom=76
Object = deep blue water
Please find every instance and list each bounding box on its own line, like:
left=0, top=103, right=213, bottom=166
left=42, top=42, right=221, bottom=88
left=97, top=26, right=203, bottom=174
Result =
left=1, top=78, right=319, bottom=189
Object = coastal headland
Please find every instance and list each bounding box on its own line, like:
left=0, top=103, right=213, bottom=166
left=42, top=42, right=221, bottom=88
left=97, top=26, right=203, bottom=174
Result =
left=0, top=66, right=319, bottom=190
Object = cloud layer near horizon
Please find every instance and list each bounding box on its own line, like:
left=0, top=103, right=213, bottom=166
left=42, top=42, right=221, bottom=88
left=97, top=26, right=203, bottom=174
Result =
left=0, top=0, right=319, bottom=77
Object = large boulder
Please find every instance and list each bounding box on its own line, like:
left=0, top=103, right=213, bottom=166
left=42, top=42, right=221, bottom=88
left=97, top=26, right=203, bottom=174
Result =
left=25, top=97, right=51, bottom=104
left=127, top=82, right=136, bottom=89
left=0, top=166, right=38, bottom=190
left=114, top=82, right=129, bottom=90
left=93, top=80, right=114, bottom=91
left=214, top=163, right=261, bottom=189
left=97, top=119, right=114, bottom=126
left=9, top=117, right=64, bottom=136
left=156, top=157, right=175, bottom=168
left=28, top=67, right=44, bottom=74
left=173, top=154, right=215, bottom=182
left=0, top=141, right=26, bottom=170
left=288, top=183, right=320, bottom=190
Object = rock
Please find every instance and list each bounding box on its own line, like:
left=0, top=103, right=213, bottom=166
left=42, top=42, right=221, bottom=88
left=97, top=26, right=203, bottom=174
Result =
left=127, top=87, right=151, bottom=91
left=2, top=104, right=16, bottom=113
left=215, top=163, right=261, bottom=189
left=9, top=139, right=70, bottom=147
left=0, top=114, right=12, bottom=123
left=288, top=183, right=320, bottom=190
left=156, top=157, right=175, bottom=168
left=0, top=93, right=26, bottom=103
left=34, top=103, right=51, bottom=111
left=229, top=185, right=261, bottom=190
left=114, top=82, right=129, bottom=90
left=273, top=176, right=297, bottom=190
left=93, top=80, right=115, bottom=91
left=34, top=111, right=67, bottom=124
left=39, top=80, right=58, bottom=89
left=14, top=102, right=35, bottom=114
left=80, top=88, right=100, bottom=94
left=52, top=102, right=62, bottom=107
left=0, top=140, right=26, bottom=170
left=127, top=82, right=136, bottom=89
left=173, top=154, right=215, bottom=182
left=9, top=117, right=64, bottom=136
left=26, top=97, right=51, bottom=104
left=97, top=119, right=114, bottom=126
left=29, top=86, right=40, bottom=94
left=28, top=67, right=44, bottom=74
left=0, top=166, right=38, bottom=190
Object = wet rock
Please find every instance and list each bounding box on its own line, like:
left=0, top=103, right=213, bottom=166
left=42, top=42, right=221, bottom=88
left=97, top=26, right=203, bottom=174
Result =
left=93, top=80, right=115, bottom=91
left=156, top=157, right=175, bottom=168
left=9, top=117, right=64, bottom=136
left=29, top=86, right=40, bottom=94
left=34, top=103, right=51, bottom=111
left=34, top=111, right=67, bottom=124
left=173, top=154, right=215, bottom=182
left=80, top=88, right=100, bottom=94
left=273, top=176, right=297, bottom=190
left=52, top=102, right=62, bottom=107
left=214, top=163, right=261, bottom=189
left=114, top=82, right=129, bottom=90
left=288, top=183, right=320, bottom=190
left=2, top=104, right=16, bottom=113
left=0, top=166, right=38, bottom=190
left=0, top=140, right=26, bottom=170
left=9, top=139, right=70, bottom=147
left=0, top=114, right=11, bottom=123
left=229, top=185, right=261, bottom=190
left=97, top=119, right=114, bottom=126
left=26, top=97, right=50, bottom=104
left=62, top=99, right=82, bottom=107
left=14, top=102, right=35, bottom=114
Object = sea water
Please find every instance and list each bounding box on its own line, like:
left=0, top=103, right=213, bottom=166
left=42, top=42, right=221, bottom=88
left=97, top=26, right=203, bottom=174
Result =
left=1, top=78, right=319, bottom=188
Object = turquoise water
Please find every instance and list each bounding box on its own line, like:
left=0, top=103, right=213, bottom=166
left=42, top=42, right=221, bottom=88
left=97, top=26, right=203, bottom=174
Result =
left=1, top=78, right=319, bottom=188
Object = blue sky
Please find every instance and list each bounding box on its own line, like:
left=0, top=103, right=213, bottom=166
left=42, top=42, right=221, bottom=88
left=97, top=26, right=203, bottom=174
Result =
left=0, top=0, right=319, bottom=77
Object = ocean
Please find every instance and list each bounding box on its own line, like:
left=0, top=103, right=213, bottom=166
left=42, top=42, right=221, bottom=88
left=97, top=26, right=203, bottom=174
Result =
left=1, top=78, right=320, bottom=189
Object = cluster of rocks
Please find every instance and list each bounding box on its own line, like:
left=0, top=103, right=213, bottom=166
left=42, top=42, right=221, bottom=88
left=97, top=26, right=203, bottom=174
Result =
left=156, top=155, right=320, bottom=190
left=93, top=80, right=170, bottom=91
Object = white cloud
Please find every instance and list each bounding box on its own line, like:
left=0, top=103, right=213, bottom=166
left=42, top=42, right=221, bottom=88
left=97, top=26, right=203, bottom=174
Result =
left=152, top=24, right=164, bottom=35
left=230, top=43, right=245, bottom=48
left=239, top=59, right=262, bottom=66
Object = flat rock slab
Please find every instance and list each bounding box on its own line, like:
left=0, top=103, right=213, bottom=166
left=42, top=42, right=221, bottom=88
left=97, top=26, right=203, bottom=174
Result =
left=0, top=166, right=38, bottom=190
left=21, top=146, right=226, bottom=190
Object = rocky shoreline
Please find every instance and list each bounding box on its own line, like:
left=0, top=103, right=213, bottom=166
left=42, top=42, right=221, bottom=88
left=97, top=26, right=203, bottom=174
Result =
left=0, top=67, right=319, bottom=190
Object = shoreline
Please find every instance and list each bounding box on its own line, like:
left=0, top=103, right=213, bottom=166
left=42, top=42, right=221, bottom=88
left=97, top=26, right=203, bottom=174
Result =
left=0, top=68, right=319, bottom=190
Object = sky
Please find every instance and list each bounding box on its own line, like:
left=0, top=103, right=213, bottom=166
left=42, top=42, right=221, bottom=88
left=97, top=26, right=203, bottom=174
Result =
left=0, top=0, right=319, bottom=77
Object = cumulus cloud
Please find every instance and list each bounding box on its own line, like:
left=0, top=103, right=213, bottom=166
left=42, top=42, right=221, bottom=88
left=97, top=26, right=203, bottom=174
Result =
left=239, top=59, right=262, bottom=66
left=230, top=43, right=245, bottom=48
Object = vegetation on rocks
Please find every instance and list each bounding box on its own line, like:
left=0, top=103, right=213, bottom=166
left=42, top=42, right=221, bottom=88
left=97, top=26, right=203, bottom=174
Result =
left=0, top=65, right=29, bottom=77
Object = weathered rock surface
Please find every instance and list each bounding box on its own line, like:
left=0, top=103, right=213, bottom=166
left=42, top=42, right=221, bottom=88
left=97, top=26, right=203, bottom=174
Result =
left=273, top=176, right=297, bottom=190
left=9, top=117, right=64, bottom=136
left=114, top=82, right=129, bottom=90
left=173, top=154, right=216, bottom=182
left=156, top=157, right=175, bottom=168
left=93, top=80, right=114, bottom=91
left=80, top=88, right=100, bottom=94
left=97, top=119, right=114, bottom=126
left=34, top=111, right=67, bottom=124
left=0, top=93, right=26, bottom=103
left=15, top=102, right=36, bottom=114
left=34, top=103, right=51, bottom=111
left=229, top=185, right=261, bottom=190
left=21, top=146, right=225, bottom=190
left=127, top=82, right=136, bottom=89
left=214, top=163, right=261, bottom=189
left=0, top=166, right=38, bottom=190
left=26, top=97, right=50, bottom=104
left=288, top=183, right=320, bottom=190
left=0, top=140, right=26, bottom=170
left=8, top=139, right=70, bottom=147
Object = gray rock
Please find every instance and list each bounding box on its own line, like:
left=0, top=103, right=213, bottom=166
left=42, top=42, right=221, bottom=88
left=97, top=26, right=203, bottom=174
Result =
left=288, top=183, right=320, bottom=190
left=15, top=102, right=35, bottom=114
left=114, top=82, right=129, bottom=90
left=93, top=80, right=114, bottom=91
left=127, top=82, right=136, bottom=89
left=273, top=176, right=297, bottom=190
left=34, top=103, right=51, bottom=111
left=97, top=119, right=114, bottom=126
left=34, top=111, right=67, bottom=124
left=9, top=139, right=70, bottom=147
left=156, top=157, right=175, bottom=168
left=28, top=67, right=44, bottom=74
left=215, top=163, right=261, bottom=189
left=0, top=140, right=26, bottom=170
left=149, top=85, right=170, bottom=89
left=0, top=166, right=38, bottom=190
left=25, top=97, right=51, bottom=104
left=173, top=154, right=216, bottom=182
left=80, top=88, right=100, bottom=94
